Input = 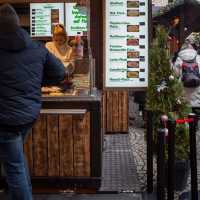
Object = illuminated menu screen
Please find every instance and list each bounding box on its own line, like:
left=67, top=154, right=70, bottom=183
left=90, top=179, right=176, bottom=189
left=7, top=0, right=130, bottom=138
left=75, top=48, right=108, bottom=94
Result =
left=105, top=0, right=149, bottom=88
left=65, top=3, right=88, bottom=36
left=30, top=3, right=64, bottom=37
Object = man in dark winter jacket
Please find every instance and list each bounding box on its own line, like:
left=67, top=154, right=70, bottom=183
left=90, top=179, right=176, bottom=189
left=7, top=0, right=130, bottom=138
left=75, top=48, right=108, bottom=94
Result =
left=0, top=4, right=66, bottom=200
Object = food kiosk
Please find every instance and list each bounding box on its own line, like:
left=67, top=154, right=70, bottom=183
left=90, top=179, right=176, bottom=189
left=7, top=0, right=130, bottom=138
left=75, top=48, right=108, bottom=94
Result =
left=0, top=0, right=102, bottom=191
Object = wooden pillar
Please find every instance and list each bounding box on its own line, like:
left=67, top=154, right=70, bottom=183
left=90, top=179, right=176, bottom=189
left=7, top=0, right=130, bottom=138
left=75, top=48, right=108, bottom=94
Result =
left=90, top=0, right=103, bottom=89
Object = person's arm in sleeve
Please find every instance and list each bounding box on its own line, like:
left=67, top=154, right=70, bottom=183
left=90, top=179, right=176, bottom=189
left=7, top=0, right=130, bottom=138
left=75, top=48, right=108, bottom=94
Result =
left=42, top=51, right=66, bottom=86
left=68, top=48, right=75, bottom=75
left=45, top=42, right=54, bottom=55
left=173, top=57, right=182, bottom=78
left=196, top=55, right=200, bottom=73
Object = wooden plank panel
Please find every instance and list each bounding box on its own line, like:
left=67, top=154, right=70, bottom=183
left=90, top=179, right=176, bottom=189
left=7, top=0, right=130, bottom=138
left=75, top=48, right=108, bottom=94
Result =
left=122, top=91, right=129, bottom=132
left=112, top=91, right=119, bottom=131
left=59, top=115, right=73, bottom=176
left=32, top=115, right=48, bottom=176
left=106, top=91, right=112, bottom=132
left=73, top=112, right=90, bottom=176
left=24, top=129, right=33, bottom=174
left=118, top=91, right=124, bottom=131
left=104, top=90, right=128, bottom=133
left=47, top=114, right=59, bottom=176
left=19, top=15, right=30, bottom=27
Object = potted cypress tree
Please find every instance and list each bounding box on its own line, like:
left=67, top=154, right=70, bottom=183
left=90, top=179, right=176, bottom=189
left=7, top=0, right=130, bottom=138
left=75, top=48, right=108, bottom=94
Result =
left=146, top=26, right=191, bottom=191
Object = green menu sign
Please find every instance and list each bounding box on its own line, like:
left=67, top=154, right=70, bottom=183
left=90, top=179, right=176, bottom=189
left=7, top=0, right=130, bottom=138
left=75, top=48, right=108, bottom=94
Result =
left=65, top=3, right=88, bottom=36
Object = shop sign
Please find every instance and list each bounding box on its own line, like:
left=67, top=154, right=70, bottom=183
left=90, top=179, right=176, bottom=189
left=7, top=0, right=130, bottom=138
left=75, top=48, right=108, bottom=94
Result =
left=105, top=0, right=149, bottom=88
left=30, top=3, right=87, bottom=37
left=65, top=3, right=88, bottom=36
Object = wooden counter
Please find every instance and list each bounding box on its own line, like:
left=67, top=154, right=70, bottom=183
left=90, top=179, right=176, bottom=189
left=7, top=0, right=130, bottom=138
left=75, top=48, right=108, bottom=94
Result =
left=28, top=94, right=102, bottom=190
left=0, top=94, right=102, bottom=191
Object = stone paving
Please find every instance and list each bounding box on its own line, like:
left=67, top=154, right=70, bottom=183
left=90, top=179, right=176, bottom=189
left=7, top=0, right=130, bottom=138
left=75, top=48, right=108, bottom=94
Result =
left=129, top=95, right=200, bottom=199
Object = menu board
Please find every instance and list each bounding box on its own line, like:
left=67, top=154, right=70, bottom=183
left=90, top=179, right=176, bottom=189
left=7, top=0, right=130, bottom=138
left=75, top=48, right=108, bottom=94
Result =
left=105, top=0, right=149, bottom=88
left=65, top=3, right=88, bottom=36
left=30, top=3, right=64, bottom=37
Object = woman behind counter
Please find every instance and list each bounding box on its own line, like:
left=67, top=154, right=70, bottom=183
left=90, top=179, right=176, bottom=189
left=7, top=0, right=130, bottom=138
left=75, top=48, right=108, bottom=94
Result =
left=46, top=24, right=75, bottom=74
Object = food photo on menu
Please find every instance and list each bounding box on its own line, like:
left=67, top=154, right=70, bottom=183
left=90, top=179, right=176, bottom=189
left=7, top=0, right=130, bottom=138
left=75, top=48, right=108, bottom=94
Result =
left=127, top=38, right=139, bottom=46
left=127, top=71, right=139, bottom=78
left=51, top=9, right=59, bottom=24
left=51, top=9, right=60, bottom=32
left=127, top=61, right=139, bottom=68
left=127, top=51, right=140, bottom=58
left=127, top=25, right=139, bottom=32
left=127, top=1, right=139, bottom=8
left=127, top=9, right=139, bottom=17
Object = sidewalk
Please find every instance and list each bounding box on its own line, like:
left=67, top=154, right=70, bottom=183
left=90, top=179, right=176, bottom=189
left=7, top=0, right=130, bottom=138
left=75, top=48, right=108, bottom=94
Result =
left=0, top=193, right=142, bottom=200
left=0, top=134, right=143, bottom=200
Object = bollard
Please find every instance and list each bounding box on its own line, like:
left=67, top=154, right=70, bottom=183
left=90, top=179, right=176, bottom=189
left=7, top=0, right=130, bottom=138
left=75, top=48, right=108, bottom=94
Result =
left=167, top=120, right=176, bottom=200
left=188, top=113, right=198, bottom=200
left=147, top=110, right=154, bottom=193
left=157, top=128, right=166, bottom=200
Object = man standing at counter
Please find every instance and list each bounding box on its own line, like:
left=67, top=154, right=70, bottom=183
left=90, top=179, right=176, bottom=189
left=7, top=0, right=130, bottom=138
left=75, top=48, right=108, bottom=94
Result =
left=0, top=4, right=66, bottom=200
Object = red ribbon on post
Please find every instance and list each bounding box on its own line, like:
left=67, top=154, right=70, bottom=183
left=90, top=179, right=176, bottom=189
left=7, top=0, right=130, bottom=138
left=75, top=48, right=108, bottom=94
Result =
left=176, top=118, right=194, bottom=124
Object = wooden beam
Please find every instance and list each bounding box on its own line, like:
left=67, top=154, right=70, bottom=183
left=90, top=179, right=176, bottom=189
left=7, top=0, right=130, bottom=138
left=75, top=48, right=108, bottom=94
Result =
left=90, top=0, right=103, bottom=89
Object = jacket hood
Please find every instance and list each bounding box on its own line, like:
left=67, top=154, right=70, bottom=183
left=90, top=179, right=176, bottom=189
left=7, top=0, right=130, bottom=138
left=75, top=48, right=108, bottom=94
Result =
left=0, top=28, right=32, bottom=51
left=178, top=48, right=197, bottom=62
left=0, top=4, right=20, bottom=32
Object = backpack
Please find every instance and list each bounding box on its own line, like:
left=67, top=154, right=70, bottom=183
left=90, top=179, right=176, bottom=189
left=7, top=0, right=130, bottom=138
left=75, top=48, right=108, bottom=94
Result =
left=181, top=59, right=200, bottom=87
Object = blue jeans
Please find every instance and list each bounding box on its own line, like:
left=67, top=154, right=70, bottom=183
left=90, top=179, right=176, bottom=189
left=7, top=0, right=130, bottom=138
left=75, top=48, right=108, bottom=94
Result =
left=0, top=126, right=32, bottom=200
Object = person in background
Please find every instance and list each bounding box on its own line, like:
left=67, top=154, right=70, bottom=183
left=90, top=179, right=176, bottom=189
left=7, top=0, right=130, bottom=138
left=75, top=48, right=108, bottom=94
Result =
left=173, top=43, right=200, bottom=106
left=46, top=24, right=75, bottom=75
left=0, top=4, right=67, bottom=200
left=168, top=16, right=180, bottom=54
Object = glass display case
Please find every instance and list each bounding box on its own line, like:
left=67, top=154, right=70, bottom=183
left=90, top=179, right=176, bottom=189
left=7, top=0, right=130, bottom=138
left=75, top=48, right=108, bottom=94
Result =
left=28, top=1, right=96, bottom=98
left=41, top=55, right=96, bottom=97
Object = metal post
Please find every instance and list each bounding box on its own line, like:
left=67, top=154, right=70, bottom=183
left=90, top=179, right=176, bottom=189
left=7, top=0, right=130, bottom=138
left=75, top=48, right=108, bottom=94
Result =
left=157, top=129, right=165, bottom=200
left=167, top=120, right=176, bottom=200
left=147, top=110, right=154, bottom=193
left=188, top=113, right=198, bottom=200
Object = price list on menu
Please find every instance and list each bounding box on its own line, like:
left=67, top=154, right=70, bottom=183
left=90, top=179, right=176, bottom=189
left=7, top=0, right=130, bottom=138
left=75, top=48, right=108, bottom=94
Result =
left=30, top=3, right=64, bottom=37
left=105, top=0, right=149, bottom=88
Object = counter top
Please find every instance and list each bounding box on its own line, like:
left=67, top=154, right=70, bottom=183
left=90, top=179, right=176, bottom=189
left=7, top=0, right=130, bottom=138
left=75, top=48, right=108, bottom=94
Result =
left=42, top=92, right=101, bottom=102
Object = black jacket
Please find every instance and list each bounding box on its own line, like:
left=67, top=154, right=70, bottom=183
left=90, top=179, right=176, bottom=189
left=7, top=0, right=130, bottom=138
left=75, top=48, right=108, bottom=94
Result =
left=0, top=27, right=65, bottom=126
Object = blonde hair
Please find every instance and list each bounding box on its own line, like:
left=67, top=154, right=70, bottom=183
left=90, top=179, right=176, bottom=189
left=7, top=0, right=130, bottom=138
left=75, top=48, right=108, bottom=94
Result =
left=52, top=24, right=68, bottom=41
